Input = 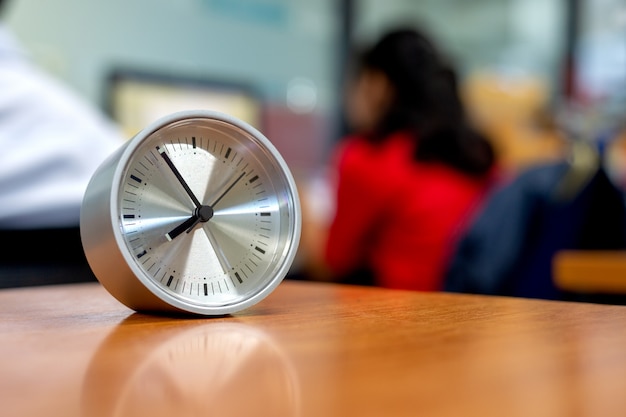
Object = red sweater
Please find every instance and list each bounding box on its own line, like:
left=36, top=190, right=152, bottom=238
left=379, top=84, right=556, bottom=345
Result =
left=324, top=133, right=491, bottom=291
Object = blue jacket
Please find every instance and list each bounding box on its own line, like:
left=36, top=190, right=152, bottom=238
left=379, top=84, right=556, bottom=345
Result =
left=444, top=160, right=626, bottom=301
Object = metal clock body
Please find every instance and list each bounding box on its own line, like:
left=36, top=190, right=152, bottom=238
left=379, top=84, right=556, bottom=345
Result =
left=80, top=110, right=301, bottom=316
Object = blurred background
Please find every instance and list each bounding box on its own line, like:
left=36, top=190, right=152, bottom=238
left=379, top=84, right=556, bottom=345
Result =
left=3, top=0, right=626, bottom=295
left=5, top=0, right=625, bottom=178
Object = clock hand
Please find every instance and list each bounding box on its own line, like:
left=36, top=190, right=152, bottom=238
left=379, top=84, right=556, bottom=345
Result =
left=210, top=171, right=246, bottom=208
left=165, top=215, right=198, bottom=241
left=157, top=146, right=202, bottom=208
left=165, top=171, right=244, bottom=241
left=166, top=206, right=214, bottom=241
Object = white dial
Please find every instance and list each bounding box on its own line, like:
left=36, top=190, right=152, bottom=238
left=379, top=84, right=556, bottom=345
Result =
left=80, top=111, right=301, bottom=315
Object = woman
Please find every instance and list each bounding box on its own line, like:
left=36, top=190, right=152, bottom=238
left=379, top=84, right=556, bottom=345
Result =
left=309, top=27, right=496, bottom=291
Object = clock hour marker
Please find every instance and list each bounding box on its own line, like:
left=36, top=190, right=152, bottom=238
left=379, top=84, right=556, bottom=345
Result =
left=136, top=250, right=147, bottom=258
left=130, top=174, right=142, bottom=183
left=249, top=175, right=259, bottom=183
left=123, top=214, right=135, bottom=219
left=166, top=275, right=174, bottom=287
left=204, top=283, right=208, bottom=296
left=192, top=136, right=196, bottom=148
left=255, top=246, right=266, bottom=254
left=260, top=212, right=271, bottom=216
left=235, top=272, right=243, bottom=283
left=225, top=147, right=232, bottom=159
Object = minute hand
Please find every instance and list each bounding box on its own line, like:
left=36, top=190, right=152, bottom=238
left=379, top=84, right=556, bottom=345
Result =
left=209, top=172, right=246, bottom=208
left=157, top=146, right=202, bottom=208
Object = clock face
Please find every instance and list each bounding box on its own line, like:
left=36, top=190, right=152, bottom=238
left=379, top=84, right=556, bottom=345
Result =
left=108, top=114, right=300, bottom=314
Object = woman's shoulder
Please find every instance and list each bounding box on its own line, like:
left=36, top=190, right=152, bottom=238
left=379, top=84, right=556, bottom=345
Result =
left=330, top=133, right=416, bottom=194
left=337, top=132, right=415, bottom=163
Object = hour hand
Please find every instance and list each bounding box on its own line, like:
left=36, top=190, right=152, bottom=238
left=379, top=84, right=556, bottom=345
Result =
left=165, top=215, right=199, bottom=241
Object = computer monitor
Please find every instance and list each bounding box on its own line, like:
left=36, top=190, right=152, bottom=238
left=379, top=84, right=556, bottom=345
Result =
left=105, top=68, right=264, bottom=138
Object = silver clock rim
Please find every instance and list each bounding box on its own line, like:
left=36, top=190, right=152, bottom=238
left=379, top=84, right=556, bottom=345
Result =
left=110, top=109, right=302, bottom=315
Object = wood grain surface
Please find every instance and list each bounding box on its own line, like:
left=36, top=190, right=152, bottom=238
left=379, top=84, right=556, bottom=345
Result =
left=2, top=280, right=626, bottom=417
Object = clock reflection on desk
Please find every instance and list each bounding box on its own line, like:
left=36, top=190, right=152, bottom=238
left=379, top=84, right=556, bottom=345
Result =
left=82, top=319, right=300, bottom=417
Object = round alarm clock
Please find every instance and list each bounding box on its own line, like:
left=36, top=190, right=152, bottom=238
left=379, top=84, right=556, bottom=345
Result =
left=80, top=110, right=301, bottom=316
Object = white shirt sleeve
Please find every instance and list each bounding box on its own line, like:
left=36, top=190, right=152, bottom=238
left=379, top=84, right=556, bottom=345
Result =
left=0, top=28, right=126, bottom=228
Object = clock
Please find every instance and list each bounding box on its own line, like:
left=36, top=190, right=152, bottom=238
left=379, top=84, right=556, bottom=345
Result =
left=80, top=110, right=301, bottom=316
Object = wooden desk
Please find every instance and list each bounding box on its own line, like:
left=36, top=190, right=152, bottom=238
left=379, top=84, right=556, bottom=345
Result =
left=2, top=280, right=626, bottom=417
